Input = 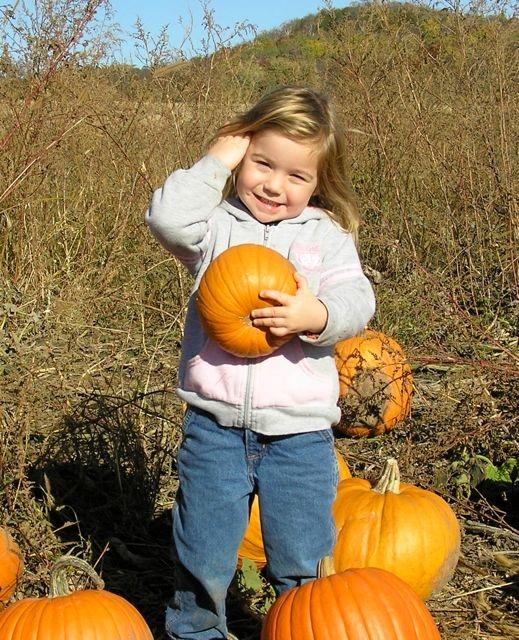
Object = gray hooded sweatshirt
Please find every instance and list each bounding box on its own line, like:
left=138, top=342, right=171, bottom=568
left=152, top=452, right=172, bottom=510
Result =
left=145, top=155, right=376, bottom=435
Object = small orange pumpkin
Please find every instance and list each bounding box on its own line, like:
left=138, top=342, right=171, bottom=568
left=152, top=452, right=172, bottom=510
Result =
left=335, top=329, right=413, bottom=437
left=333, top=458, right=461, bottom=599
left=0, top=556, right=153, bottom=639
left=196, top=244, right=297, bottom=357
left=261, top=557, right=441, bottom=639
left=0, top=527, right=23, bottom=604
left=238, top=450, right=351, bottom=568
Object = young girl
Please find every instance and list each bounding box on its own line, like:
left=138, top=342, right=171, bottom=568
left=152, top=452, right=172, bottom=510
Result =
left=146, top=86, right=376, bottom=640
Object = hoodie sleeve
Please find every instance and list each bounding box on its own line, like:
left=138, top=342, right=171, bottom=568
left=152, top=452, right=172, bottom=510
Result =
left=300, top=228, right=376, bottom=347
left=144, top=155, right=231, bottom=269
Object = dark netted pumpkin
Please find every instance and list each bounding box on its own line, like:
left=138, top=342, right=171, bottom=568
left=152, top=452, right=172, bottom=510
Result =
left=334, top=329, right=413, bottom=437
left=196, top=244, right=296, bottom=357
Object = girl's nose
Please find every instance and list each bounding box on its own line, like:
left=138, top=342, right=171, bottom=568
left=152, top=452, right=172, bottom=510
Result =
left=264, top=172, right=283, bottom=194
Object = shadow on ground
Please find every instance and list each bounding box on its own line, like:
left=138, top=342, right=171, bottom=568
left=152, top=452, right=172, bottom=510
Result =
left=27, top=389, right=262, bottom=639
left=28, top=390, right=180, bottom=637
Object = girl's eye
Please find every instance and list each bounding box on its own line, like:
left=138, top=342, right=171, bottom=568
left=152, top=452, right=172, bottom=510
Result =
left=256, top=160, right=270, bottom=167
left=291, top=174, right=306, bottom=181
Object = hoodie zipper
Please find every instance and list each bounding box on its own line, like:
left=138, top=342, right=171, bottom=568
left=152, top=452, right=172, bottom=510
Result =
left=242, top=223, right=274, bottom=427
left=263, top=223, right=272, bottom=246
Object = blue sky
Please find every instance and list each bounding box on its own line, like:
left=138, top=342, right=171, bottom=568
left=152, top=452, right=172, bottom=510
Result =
left=109, top=0, right=351, bottom=62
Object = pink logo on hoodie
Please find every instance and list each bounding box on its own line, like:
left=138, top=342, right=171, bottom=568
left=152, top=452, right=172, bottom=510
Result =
left=291, top=243, right=322, bottom=271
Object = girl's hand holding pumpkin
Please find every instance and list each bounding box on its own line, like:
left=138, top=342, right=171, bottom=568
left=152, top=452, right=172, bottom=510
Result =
left=251, top=272, right=328, bottom=337
left=207, top=134, right=251, bottom=170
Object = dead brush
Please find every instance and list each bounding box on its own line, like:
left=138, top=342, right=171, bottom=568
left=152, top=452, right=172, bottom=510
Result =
left=323, top=1, right=518, bottom=359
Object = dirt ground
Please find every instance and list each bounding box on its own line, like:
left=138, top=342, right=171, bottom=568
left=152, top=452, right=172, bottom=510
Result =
left=225, top=367, right=519, bottom=640
left=2, top=351, right=517, bottom=639
left=28, top=371, right=518, bottom=638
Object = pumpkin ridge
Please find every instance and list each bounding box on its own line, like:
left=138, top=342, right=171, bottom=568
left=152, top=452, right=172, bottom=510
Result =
left=401, top=592, right=423, bottom=640
left=307, top=578, right=320, bottom=640
left=97, top=591, right=123, bottom=638
left=417, top=495, right=431, bottom=596
left=333, top=483, right=374, bottom=568
left=365, top=486, right=387, bottom=565
left=34, top=597, right=53, bottom=640
left=380, top=490, right=423, bottom=588
left=375, top=475, right=397, bottom=555
left=217, top=253, right=257, bottom=315
left=198, top=271, right=237, bottom=317
left=57, top=593, right=75, bottom=640
left=114, top=590, right=144, bottom=636
left=214, top=251, right=252, bottom=315
left=381, top=569, right=436, bottom=638
left=281, top=589, right=299, bottom=635
left=366, top=569, right=410, bottom=639
left=237, top=244, right=274, bottom=314
left=14, top=599, right=33, bottom=638
left=324, top=574, right=349, bottom=640
left=401, top=487, right=458, bottom=597
left=65, top=597, right=81, bottom=640
left=342, top=571, right=376, bottom=638
left=116, top=589, right=152, bottom=636
left=0, top=600, right=17, bottom=636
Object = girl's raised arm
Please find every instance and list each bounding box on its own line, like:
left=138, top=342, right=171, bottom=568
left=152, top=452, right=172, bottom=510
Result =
left=145, top=154, right=230, bottom=267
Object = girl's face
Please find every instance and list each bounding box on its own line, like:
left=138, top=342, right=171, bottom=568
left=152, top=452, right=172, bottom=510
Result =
left=235, top=128, right=319, bottom=224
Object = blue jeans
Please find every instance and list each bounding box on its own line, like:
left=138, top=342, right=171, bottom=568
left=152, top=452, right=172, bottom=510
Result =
left=165, top=407, right=337, bottom=640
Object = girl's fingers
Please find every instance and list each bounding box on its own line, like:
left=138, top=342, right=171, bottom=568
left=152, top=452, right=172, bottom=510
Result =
left=251, top=305, right=285, bottom=319
left=258, top=289, right=290, bottom=306
left=207, top=134, right=251, bottom=170
left=294, top=271, right=308, bottom=290
left=252, top=316, right=282, bottom=327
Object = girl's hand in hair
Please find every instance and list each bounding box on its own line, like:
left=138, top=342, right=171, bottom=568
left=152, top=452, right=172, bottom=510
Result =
left=207, top=134, right=251, bottom=171
left=251, top=272, right=328, bottom=338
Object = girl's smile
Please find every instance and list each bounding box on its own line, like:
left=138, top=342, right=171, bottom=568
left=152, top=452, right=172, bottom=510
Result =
left=254, top=194, right=282, bottom=210
left=235, top=128, right=319, bottom=223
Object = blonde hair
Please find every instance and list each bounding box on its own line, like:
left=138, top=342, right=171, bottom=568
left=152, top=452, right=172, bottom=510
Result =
left=213, top=85, right=360, bottom=235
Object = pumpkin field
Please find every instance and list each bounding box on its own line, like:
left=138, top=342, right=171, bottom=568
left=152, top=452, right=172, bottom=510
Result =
left=1, top=1, right=517, bottom=638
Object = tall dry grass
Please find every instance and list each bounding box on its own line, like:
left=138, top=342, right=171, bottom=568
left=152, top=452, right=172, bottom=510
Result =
left=0, top=1, right=517, bottom=637
left=322, top=3, right=518, bottom=360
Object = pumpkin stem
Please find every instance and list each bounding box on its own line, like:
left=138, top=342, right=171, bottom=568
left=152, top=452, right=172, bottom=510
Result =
left=49, top=556, right=105, bottom=597
left=317, top=555, right=336, bottom=579
left=373, top=458, right=401, bottom=494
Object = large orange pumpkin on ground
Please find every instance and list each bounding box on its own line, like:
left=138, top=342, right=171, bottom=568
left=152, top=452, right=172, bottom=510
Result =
left=261, top=557, right=441, bottom=639
left=334, top=329, right=413, bottom=437
left=333, top=458, right=460, bottom=599
left=0, top=527, right=23, bottom=604
left=0, top=556, right=153, bottom=639
left=196, top=244, right=297, bottom=357
left=238, top=450, right=351, bottom=568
